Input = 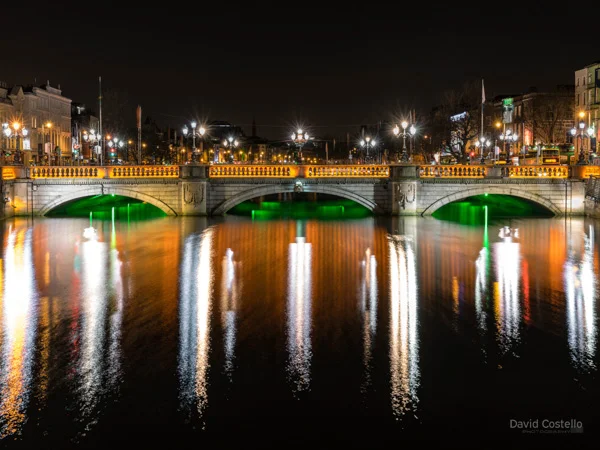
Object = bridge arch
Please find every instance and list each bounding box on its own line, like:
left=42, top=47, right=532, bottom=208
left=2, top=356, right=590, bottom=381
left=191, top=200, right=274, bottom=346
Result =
left=421, top=185, right=562, bottom=216
left=212, top=183, right=381, bottom=215
left=39, top=186, right=177, bottom=216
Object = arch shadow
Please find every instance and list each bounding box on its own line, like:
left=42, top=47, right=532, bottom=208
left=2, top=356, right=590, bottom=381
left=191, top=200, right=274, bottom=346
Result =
left=38, top=186, right=177, bottom=216
left=421, top=185, right=562, bottom=216
left=212, top=183, right=381, bottom=215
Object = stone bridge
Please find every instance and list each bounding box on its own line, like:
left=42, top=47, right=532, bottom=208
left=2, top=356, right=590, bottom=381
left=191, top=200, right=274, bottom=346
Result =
left=0, top=163, right=596, bottom=219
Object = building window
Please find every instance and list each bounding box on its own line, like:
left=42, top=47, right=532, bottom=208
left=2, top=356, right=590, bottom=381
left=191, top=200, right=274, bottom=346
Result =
left=584, top=94, right=586, bottom=105
left=589, top=74, right=593, bottom=84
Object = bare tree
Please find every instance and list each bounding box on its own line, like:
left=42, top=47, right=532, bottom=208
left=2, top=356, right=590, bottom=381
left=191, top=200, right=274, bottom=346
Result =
left=523, top=93, right=573, bottom=145
left=432, top=81, right=481, bottom=163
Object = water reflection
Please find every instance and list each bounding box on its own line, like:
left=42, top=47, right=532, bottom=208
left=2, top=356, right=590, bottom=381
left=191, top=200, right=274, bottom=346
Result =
left=108, top=211, right=124, bottom=389
left=564, top=224, right=597, bottom=371
left=179, top=229, right=214, bottom=420
left=77, top=238, right=108, bottom=424
left=0, top=226, right=38, bottom=439
left=286, top=235, right=312, bottom=395
left=360, top=248, right=377, bottom=390
left=221, top=248, right=241, bottom=379
left=388, top=234, right=419, bottom=419
left=493, top=228, right=521, bottom=354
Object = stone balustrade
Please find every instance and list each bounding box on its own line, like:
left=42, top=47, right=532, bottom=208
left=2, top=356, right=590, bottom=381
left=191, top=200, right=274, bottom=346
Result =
left=503, top=166, right=568, bottom=178
left=28, top=165, right=180, bottom=179
left=306, top=165, right=389, bottom=178
left=209, top=165, right=297, bottom=178
left=419, top=165, right=487, bottom=178
left=110, top=166, right=179, bottom=177
left=30, top=166, right=103, bottom=178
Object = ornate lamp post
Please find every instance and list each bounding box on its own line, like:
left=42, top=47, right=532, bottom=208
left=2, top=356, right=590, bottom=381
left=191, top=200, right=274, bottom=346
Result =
left=499, top=129, right=518, bottom=163
left=2, top=121, right=29, bottom=165
left=475, top=136, right=491, bottom=164
left=393, top=121, right=416, bottom=162
left=571, top=120, right=595, bottom=165
left=291, top=128, right=310, bottom=163
left=222, top=136, right=239, bottom=163
left=182, top=121, right=206, bottom=164
left=106, top=137, right=125, bottom=164
left=359, top=136, right=377, bottom=163
left=82, top=129, right=102, bottom=165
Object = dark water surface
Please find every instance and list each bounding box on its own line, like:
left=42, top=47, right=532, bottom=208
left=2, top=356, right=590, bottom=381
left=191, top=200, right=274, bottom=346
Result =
left=0, top=215, right=598, bottom=448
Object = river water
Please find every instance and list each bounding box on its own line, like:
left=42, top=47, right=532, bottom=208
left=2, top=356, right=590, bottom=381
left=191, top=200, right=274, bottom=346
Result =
left=0, top=214, right=598, bottom=447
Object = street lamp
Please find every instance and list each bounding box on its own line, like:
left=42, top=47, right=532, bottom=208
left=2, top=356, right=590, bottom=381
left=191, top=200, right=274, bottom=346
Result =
left=499, top=129, right=518, bottom=163
left=571, top=120, right=595, bottom=165
left=82, top=129, right=101, bottom=165
left=222, top=136, right=239, bottom=163
left=106, top=137, right=124, bottom=164
left=475, top=136, right=491, bottom=164
left=182, top=121, right=206, bottom=163
left=393, top=121, right=416, bottom=162
left=359, top=136, right=377, bottom=163
left=291, top=128, right=310, bottom=163
left=2, top=121, right=29, bottom=165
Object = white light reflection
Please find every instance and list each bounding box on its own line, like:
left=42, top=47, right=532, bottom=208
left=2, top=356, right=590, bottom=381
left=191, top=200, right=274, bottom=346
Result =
left=475, top=246, right=489, bottom=334
left=221, top=248, right=241, bottom=379
left=286, top=236, right=312, bottom=395
left=107, top=220, right=124, bottom=389
left=0, top=227, right=38, bottom=439
left=179, top=229, right=214, bottom=420
left=493, top=232, right=521, bottom=354
left=78, top=238, right=108, bottom=420
left=388, top=235, right=419, bottom=419
left=360, top=248, right=377, bottom=390
left=564, top=225, right=597, bottom=371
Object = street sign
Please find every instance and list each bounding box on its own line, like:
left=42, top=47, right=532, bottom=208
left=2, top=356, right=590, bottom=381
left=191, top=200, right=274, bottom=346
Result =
left=502, top=98, right=514, bottom=124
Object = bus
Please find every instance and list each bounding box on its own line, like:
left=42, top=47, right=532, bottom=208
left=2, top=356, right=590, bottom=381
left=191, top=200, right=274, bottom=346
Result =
left=541, top=148, right=560, bottom=165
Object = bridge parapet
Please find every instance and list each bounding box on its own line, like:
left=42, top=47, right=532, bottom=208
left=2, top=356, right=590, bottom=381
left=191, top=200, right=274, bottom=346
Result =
left=419, top=165, right=487, bottom=178
left=29, top=165, right=180, bottom=179
left=306, top=165, right=389, bottom=178
left=207, top=164, right=389, bottom=178
left=501, top=165, right=568, bottom=178
left=209, top=165, right=296, bottom=178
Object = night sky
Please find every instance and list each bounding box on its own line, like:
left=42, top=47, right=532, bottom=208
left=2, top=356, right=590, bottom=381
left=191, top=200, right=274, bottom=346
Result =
left=1, top=4, right=596, bottom=139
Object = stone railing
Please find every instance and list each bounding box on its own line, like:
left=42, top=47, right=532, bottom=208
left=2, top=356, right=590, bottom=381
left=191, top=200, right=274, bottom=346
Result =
left=30, top=166, right=103, bottom=178
left=419, top=165, right=488, bottom=178
left=306, top=165, right=389, bottom=178
left=503, top=166, right=568, bottom=178
left=110, top=166, right=179, bottom=178
left=209, top=165, right=297, bottom=178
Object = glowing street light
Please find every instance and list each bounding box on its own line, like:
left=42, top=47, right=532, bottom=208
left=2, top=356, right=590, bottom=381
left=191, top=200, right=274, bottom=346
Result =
left=499, top=129, right=518, bottom=163
left=359, top=135, right=377, bottom=162
left=2, top=121, right=29, bottom=165
left=291, top=128, right=310, bottom=163
left=182, top=121, right=206, bottom=163
left=393, top=120, right=416, bottom=163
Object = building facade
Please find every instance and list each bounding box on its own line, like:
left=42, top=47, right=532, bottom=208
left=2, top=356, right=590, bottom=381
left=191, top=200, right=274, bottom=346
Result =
left=71, top=102, right=99, bottom=163
left=0, top=80, right=72, bottom=165
left=574, top=62, right=599, bottom=156
left=486, top=86, right=574, bottom=158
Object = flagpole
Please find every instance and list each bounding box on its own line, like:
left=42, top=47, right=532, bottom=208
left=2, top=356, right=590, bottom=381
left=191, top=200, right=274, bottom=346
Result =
left=99, top=76, right=103, bottom=166
left=481, top=79, right=485, bottom=163
left=481, top=79, right=484, bottom=140
left=136, top=105, right=142, bottom=165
